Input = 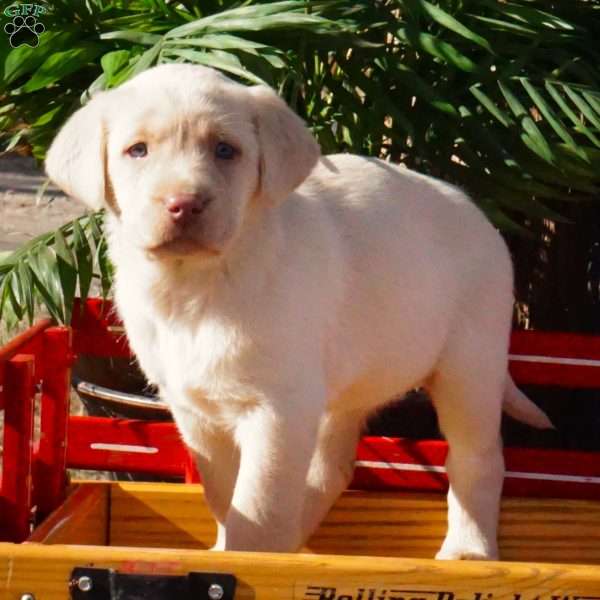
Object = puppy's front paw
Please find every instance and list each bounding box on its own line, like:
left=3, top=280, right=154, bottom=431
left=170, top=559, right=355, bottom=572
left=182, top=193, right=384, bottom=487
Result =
left=210, top=523, right=226, bottom=551
left=435, top=539, right=498, bottom=561
left=435, top=548, right=497, bottom=561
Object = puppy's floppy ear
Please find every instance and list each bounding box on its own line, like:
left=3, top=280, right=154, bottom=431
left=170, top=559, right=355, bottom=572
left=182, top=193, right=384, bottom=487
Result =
left=250, top=85, right=320, bottom=205
left=45, top=93, right=111, bottom=211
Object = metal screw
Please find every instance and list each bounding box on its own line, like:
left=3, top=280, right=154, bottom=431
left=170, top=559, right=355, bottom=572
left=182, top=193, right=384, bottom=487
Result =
left=20, top=594, right=35, bottom=600
left=207, top=583, right=224, bottom=600
left=76, top=576, right=94, bottom=592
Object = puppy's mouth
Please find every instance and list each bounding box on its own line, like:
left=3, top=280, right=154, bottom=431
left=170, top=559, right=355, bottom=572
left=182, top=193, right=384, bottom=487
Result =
left=145, top=235, right=222, bottom=259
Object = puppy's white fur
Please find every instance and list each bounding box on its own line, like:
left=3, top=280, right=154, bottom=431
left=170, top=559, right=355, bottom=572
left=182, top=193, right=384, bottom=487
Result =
left=46, top=64, right=550, bottom=559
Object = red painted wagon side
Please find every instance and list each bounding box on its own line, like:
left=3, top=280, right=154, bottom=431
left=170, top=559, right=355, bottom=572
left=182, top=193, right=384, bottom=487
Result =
left=1, top=298, right=600, bottom=544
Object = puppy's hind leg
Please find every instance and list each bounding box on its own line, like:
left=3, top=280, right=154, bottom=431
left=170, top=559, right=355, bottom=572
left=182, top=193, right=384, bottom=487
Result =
left=430, top=328, right=507, bottom=561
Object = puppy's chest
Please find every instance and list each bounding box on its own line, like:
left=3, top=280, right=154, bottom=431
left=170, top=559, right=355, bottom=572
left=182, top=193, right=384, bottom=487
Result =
left=155, top=319, right=252, bottom=416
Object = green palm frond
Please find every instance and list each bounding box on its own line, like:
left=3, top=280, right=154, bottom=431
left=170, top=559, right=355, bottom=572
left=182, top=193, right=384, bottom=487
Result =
left=309, top=0, right=600, bottom=231
left=0, top=213, right=112, bottom=333
left=2, top=0, right=600, bottom=330
left=1, top=1, right=350, bottom=156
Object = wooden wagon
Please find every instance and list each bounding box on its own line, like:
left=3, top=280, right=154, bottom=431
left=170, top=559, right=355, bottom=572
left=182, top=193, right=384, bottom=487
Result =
left=1, top=299, right=599, bottom=599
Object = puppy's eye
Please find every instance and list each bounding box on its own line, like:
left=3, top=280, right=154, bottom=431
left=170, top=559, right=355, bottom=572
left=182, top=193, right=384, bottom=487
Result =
left=215, top=141, right=235, bottom=160
left=126, top=142, right=148, bottom=158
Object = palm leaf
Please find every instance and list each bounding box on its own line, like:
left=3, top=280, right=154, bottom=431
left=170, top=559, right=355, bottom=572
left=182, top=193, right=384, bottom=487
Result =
left=0, top=213, right=112, bottom=332
left=3, top=0, right=600, bottom=329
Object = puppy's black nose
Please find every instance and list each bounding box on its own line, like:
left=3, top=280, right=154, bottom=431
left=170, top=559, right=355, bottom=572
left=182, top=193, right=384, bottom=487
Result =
left=165, top=193, right=209, bottom=223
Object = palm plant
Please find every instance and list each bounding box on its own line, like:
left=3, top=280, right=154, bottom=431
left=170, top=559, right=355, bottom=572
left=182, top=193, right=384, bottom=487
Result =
left=2, top=0, right=600, bottom=332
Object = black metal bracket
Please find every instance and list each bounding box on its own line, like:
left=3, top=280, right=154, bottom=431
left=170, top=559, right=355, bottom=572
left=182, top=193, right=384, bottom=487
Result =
left=69, top=567, right=237, bottom=600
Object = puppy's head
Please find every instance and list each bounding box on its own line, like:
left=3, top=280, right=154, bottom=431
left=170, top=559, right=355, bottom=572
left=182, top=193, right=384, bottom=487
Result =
left=45, top=64, right=320, bottom=260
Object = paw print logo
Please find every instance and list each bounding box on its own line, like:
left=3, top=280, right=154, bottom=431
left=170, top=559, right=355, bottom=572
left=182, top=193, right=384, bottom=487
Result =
left=4, top=15, right=45, bottom=48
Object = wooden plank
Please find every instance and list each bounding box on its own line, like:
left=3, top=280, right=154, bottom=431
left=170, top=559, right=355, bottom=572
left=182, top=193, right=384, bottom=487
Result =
left=1, top=354, right=35, bottom=543
left=0, top=318, right=52, bottom=397
left=36, top=327, right=74, bottom=519
left=354, top=437, right=600, bottom=500
left=66, top=419, right=600, bottom=500
left=2, top=540, right=600, bottom=600
left=510, top=329, right=600, bottom=387
left=510, top=330, right=600, bottom=360
left=71, top=298, right=131, bottom=358
left=309, top=491, right=600, bottom=565
left=108, top=483, right=600, bottom=565
left=67, top=416, right=188, bottom=477
left=110, top=482, right=215, bottom=549
left=28, top=484, right=108, bottom=546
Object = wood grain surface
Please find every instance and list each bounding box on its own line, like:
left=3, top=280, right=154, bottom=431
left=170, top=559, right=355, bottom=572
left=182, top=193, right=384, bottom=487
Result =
left=28, top=484, right=108, bottom=546
left=3, top=540, right=600, bottom=600
left=109, top=482, right=600, bottom=564
left=4, top=481, right=598, bottom=599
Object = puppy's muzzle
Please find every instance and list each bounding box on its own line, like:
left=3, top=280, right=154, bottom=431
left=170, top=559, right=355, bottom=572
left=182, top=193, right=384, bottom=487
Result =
left=164, top=193, right=211, bottom=226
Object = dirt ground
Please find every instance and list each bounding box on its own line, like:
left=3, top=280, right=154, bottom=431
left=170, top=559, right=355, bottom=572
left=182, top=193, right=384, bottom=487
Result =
left=0, top=154, right=88, bottom=335
left=0, top=154, right=86, bottom=254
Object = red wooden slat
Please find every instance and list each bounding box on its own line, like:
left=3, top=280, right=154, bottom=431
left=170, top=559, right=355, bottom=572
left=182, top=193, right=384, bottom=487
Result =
left=352, top=437, right=600, bottom=500
left=71, top=298, right=122, bottom=327
left=184, top=451, right=202, bottom=484
left=4, top=303, right=600, bottom=531
left=65, top=417, right=600, bottom=501
left=71, top=298, right=131, bottom=358
left=509, top=361, right=600, bottom=388
left=72, top=332, right=131, bottom=358
left=1, top=354, right=35, bottom=542
left=0, top=318, right=52, bottom=407
left=66, top=416, right=188, bottom=477
left=35, top=327, right=75, bottom=519
left=509, top=330, right=600, bottom=387
left=0, top=318, right=53, bottom=365
left=510, top=330, right=600, bottom=359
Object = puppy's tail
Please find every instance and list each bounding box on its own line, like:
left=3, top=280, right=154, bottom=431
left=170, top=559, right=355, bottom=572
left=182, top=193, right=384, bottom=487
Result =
left=503, top=375, right=554, bottom=429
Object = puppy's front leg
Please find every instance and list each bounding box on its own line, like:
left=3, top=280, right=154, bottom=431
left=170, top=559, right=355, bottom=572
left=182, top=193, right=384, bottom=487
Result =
left=189, top=433, right=240, bottom=551
left=224, top=400, right=321, bottom=552
left=170, top=403, right=240, bottom=550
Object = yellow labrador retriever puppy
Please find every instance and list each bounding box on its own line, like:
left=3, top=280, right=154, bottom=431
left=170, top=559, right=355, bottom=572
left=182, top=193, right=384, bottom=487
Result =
left=46, top=64, right=551, bottom=560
